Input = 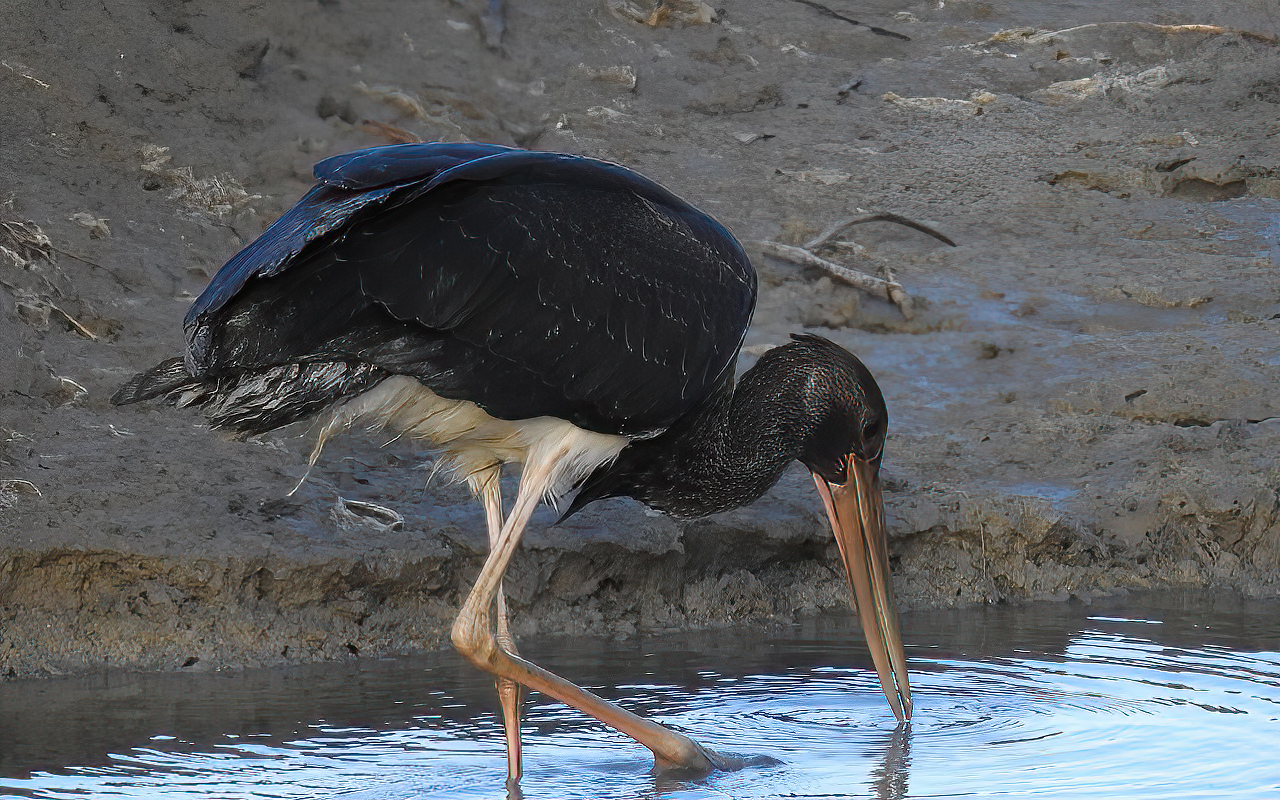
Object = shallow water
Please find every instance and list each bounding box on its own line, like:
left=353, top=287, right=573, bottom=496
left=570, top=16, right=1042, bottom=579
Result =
left=2, top=592, right=1277, bottom=799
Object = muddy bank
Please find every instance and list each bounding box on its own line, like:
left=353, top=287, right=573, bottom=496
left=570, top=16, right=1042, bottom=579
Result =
left=3, top=0, right=1280, bottom=678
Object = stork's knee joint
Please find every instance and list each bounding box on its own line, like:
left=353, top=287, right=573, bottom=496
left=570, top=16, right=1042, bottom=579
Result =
left=451, top=612, right=498, bottom=665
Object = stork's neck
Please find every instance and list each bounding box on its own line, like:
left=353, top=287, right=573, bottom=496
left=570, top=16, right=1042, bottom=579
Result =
left=571, top=344, right=818, bottom=518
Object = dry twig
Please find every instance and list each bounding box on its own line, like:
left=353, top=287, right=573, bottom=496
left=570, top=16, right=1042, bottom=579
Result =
left=49, top=304, right=98, bottom=340
left=804, top=212, right=957, bottom=251
left=761, top=212, right=956, bottom=321
left=759, top=241, right=917, bottom=319
left=786, top=0, right=910, bottom=40
left=49, top=245, right=133, bottom=290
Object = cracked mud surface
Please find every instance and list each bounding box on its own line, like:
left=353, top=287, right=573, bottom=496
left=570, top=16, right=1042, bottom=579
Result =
left=2, top=0, right=1279, bottom=677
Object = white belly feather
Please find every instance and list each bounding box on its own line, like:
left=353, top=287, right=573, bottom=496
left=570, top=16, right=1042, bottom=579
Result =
left=305, top=375, right=630, bottom=507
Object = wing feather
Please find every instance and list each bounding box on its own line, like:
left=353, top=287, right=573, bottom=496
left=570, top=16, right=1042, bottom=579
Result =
left=185, top=144, right=757, bottom=436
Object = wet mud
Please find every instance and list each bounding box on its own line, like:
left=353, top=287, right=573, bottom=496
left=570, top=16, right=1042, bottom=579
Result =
left=2, top=0, right=1279, bottom=677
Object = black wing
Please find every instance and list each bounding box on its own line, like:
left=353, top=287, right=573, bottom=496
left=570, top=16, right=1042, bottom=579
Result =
left=183, top=142, right=518, bottom=334
left=181, top=143, right=757, bottom=437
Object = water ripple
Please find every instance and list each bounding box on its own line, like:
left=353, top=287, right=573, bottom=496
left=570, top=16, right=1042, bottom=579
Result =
left=1, top=594, right=1278, bottom=799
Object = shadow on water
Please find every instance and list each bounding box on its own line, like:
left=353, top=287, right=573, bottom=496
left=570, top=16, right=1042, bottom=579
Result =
left=1, top=590, right=1277, bottom=798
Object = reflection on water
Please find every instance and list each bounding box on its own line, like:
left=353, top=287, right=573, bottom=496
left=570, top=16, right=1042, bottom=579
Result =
left=1, top=592, right=1278, bottom=799
left=870, top=722, right=911, bottom=800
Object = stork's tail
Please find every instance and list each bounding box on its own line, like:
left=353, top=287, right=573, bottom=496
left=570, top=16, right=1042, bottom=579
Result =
left=112, top=357, right=388, bottom=436
left=111, top=357, right=197, bottom=405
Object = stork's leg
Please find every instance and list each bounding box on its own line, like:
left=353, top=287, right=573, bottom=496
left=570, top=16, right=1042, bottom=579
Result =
left=453, top=454, right=725, bottom=777
left=470, top=467, right=524, bottom=784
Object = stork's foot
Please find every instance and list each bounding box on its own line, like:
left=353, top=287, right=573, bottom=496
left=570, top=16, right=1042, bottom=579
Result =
left=650, top=737, right=777, bottom=777
left=651, top=737, right=727, bottom=777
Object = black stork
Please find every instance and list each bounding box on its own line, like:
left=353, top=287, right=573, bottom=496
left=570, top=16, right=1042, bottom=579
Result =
left=114, top=142, right=912, bottom=784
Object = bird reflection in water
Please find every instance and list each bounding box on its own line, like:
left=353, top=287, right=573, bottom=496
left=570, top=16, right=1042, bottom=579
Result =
left=871, top=722, right=913, bottom=800
left=602, top=724, right=909, bottom=800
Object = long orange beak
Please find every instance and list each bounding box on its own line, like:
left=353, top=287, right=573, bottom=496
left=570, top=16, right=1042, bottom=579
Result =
left=812, top=457, right=912, bottom=721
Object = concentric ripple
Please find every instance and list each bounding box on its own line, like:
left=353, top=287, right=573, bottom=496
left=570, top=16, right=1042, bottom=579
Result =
left=2, top=593, right=1277, bottom=799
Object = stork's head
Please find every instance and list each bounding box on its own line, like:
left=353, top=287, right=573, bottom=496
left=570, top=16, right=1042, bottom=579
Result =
left=786, top=334, right=912, bottom=722
left=793, top=335, right=887, bottom=481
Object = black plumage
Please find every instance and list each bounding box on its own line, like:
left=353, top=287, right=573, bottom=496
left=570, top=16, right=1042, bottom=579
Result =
left=118, top=143, right=754, bottom=442
left=115, top=143, right=912, bottom=780
left=116, top=143, right=890, bottom=516
left=566, top=333, right=887, bottom=518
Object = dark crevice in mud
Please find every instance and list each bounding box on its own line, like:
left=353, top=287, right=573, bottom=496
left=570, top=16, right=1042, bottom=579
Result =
left=1167, top=177, right=1248, bottom=200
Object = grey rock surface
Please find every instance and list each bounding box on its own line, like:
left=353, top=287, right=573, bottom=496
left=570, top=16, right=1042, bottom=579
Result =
left=2, top=0, right=1278, bottom=678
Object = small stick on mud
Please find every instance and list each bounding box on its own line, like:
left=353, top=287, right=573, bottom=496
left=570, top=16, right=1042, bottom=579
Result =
left=882, top=267, right=913, bottom=321
left=804, top=212, right=956, bottom=251
left=786, top=0, right=910, bottom=40
left=49, top=304, right=98, bottom=340
left=759, top=241, right=917, bottom=320
left=761, top=212, right=954, bottom=320
left=50, top=245, right=133, bottom=290
left=979, top=518, right=989, bottom=585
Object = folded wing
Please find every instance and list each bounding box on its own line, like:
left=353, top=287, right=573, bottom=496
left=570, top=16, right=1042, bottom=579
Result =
left=182, top=143, right=757, bottom=437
